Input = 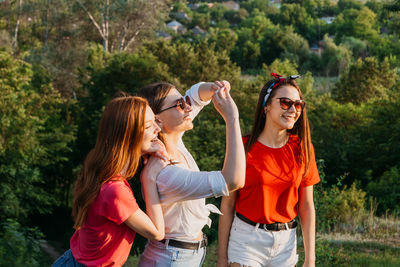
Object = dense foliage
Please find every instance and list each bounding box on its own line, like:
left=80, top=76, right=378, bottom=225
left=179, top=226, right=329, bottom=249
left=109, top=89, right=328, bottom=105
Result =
left=1, top=0, right=400, bottom=264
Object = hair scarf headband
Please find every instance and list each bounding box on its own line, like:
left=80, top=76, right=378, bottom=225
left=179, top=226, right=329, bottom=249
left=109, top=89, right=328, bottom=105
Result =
left=262, top=73, right=300, bottom=108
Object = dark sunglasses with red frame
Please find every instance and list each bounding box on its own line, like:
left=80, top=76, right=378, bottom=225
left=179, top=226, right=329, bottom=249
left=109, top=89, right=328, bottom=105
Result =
left=274, top=97, right=305, bottom=112
left=157, top=95, right=192, bottom=114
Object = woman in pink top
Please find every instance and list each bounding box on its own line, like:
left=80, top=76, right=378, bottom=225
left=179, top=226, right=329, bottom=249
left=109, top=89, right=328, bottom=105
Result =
left=53, top=95, right=168, bottom=267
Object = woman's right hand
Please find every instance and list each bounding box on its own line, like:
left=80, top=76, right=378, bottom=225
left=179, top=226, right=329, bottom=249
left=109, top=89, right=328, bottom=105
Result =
left=141, top=155, right=168, bottom=183
left=212, top=85, right=239, bottom=123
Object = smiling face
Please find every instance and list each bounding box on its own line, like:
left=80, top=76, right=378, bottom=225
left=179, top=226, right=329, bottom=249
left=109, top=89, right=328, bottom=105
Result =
left=155, top=88, right=193, bottom=134
left=265, top=85, right=302, bottom=131
left=141, top=106, right=162, bottom=155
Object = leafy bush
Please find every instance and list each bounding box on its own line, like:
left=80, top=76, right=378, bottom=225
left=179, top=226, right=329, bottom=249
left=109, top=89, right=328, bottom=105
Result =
left=0, top=51, right=76, bottom=222
left=332, top=57, right=396, bottom=104
left=298, top=239, right=350, bottom=266
left=315, top=178, right=367, bottom=232
left=367, top=166, right=400, bottom=215
left=0, top=219, right=46, bottom=267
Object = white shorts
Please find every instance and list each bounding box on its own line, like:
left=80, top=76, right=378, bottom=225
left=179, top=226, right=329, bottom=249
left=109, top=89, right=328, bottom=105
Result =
left=228, top=215, right=298, bottom=267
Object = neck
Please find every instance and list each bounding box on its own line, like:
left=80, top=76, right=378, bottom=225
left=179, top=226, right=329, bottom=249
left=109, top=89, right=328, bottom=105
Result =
left=163, top=131, right=182, bottom=158
left=258, top=126, right=288, bottom=148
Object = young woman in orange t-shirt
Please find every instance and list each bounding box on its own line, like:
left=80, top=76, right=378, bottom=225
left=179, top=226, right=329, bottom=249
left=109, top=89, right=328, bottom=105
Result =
left=217, top=73, right=320, bottom=267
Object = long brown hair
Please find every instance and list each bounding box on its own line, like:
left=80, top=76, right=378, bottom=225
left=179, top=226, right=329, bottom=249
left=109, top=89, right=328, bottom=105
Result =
left=72, top=96, right=148, bottom=229
left=137, top=82, right=175, bottom=143
left=245, top=78, right=312, bottom=176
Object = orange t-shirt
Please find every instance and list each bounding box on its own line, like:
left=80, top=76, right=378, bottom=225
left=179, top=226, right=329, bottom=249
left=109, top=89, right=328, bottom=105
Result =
left=70, top=178, right=139, bottom=267
left=236, top=135, right=320, bottom=224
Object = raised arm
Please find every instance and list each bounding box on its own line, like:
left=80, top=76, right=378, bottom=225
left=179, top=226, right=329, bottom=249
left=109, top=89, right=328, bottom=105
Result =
left=217, top=192, right=238, bottom=267
left=212, top=86, right=245, bottom=191
left=198, top=81, right=231, bottom=102
left=184, top=81, right=230, bottom=122
left=124, top=156, right=166, bottom=241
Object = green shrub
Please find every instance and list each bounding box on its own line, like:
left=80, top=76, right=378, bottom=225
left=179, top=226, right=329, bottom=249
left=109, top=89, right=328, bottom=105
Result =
left=315, top=179, right=367, bottom=232
left=0, top=219, right=46, bottom=267
left=367, top=166, right=400, bottom=215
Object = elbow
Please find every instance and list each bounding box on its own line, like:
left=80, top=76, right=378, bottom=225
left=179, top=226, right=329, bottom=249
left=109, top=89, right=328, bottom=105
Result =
left=235, top=180, right=245, bottom=190
left=223, top=170, right=246, bottom=191
left=227, top=178, right=245, bottom=191
left=154, top=233, right=165, bottom=241
left=150, top=232, right=165, bottom=241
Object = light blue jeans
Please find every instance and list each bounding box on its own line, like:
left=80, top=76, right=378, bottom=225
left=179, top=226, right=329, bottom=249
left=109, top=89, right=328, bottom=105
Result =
left=52, top=249, right=86, bottom=267
left=138, top=239, right=206, bottom=267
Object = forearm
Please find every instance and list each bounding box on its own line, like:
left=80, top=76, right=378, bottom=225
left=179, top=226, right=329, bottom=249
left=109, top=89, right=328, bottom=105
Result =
left=221, top=118, right=246, bottom=191
left=217, top=194, right=236, bottom=266
left=299, top=201, right=316, bottom=264
left=198, top=82, right=215, bottom=102
left=142, top=179, right=165, bottom=240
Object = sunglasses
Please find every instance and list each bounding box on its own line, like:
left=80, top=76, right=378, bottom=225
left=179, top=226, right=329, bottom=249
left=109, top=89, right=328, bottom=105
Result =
left=275, top=97, right=305, bottom=112
left=157, top=95, right=192, bottom=114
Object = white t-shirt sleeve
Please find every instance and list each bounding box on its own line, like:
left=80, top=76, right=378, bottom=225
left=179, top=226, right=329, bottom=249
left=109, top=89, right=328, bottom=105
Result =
left=184, top=82, right=211, bottom=121
left=156, top=165, right=229, bottom=204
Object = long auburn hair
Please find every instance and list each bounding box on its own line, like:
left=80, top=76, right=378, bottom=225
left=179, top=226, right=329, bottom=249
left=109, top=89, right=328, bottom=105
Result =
left=244, top=78, right=312, bottom=176
left=137, top=82, right=175, bottom=144
left=72, top=96, right=148, bottom=229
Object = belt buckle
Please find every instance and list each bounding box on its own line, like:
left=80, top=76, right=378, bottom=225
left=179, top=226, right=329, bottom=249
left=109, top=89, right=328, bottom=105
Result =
left=200, top=235, right=207, bottom=249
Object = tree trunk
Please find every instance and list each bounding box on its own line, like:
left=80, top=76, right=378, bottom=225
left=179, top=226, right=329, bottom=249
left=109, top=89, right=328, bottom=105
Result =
left=75, top=0, right=109, bottom=52
left=12, top=0, right=23, bottom=54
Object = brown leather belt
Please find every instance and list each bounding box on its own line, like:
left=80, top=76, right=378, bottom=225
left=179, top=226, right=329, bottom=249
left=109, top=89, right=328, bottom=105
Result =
left=236, top=213, right=297, bottom=231
left=160, top=235, right=208, bottom=250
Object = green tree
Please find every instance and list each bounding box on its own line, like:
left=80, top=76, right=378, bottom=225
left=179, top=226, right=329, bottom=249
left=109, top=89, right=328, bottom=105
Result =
left=144, top=40, right=241, bottom=89
left=309, top=76, right=400, bottom=187
left=224, top=9, right=248, bottom=25
left=240, top=0, right=271, bottom=15
left=277, top=3, right=318, bottom=41
left=332, top=57, right=396, bottom=104
left=320, top=35, right=352, bottom=76
left=341, top=36, right=368, bottom=59
left=208, top=28, right=238, bottom=53
left=338, top=0, right=363, bottom=11
left=260, top=26, right=309, bottom=68
left=334, top=7, right=380, bottom=42
left=0, top=51, right=76, bottom=223
left=240, top=11, right=272, bottom=40
left=0, top=219, right=46, bottom=266
left=230, top=10, right=276, bottom=69
left=73, top=0, right=171, bottom=52
left=260, top=58, right=300, bottom=79
left=76, top=45, right=172, bottom=155
left=191, top=12, right=211, bottom=29
left=308, top=96, right=364, bottom=184
left=367, top=166, right=400, bottom=214
left=210, top=3, right=228, bottom=23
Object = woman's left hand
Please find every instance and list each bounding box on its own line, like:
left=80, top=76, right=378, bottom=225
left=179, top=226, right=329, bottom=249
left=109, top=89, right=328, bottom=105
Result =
left=141, top=154, right=168, bottom=183
left=210, top=80, right=230, bottom=94
left=143, top=138, right=169, bottom=164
